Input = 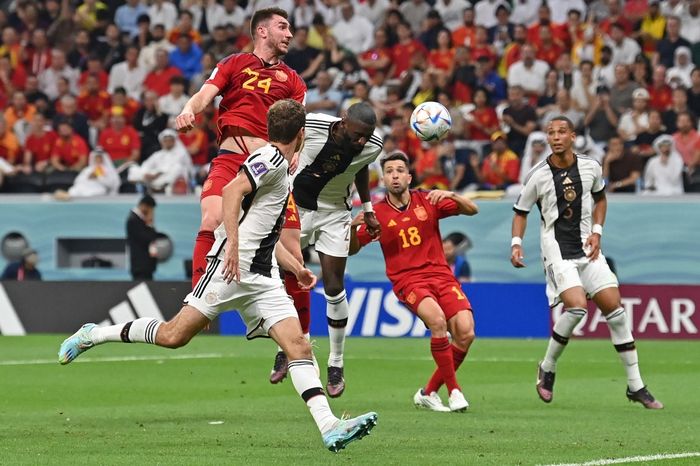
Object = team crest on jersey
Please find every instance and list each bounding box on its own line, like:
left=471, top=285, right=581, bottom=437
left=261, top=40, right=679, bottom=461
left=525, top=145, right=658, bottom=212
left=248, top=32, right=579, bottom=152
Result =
left=414, top=206, right=428, bottom=221
left=406, top=291, right=417, bottom=304
left=275, top=70, right=288, bottom=82
left=250, top=161, right=268, bottom=176
left=322, top=161, right=337, bottom=172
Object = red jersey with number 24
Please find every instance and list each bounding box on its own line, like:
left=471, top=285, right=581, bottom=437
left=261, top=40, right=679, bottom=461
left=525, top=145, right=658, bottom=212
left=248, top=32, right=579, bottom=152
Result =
left=205, top=53, right=306, bottom=141
left=357, top=190, right=460, bottom=289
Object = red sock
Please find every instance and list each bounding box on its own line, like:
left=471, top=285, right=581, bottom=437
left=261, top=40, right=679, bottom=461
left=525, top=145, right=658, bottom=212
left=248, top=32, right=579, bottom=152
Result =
left=425, top=337, right=459, bottom=394
left=284, top=272, right=311, bottom=333
left=191, top=230, right=215, bottom=288
left=425, top=345, right=468, bottom=393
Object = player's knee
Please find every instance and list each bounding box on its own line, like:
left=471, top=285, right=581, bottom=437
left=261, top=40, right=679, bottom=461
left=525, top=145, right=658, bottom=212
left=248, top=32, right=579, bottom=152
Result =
left=324, top=283, right=345, bottom=298
left=200, top=207, right=222, bottom=231
left=427, top=315, right=448, bottom=334
left=158, top=328, right=191, bottom=349
left=455, top=327, right=475, bottom=348
left=285, top=334, right=312, bottom=360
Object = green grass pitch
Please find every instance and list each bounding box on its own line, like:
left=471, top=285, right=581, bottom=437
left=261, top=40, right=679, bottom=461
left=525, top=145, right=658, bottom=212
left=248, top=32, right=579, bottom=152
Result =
left=1, top=335, right=698, bottom=465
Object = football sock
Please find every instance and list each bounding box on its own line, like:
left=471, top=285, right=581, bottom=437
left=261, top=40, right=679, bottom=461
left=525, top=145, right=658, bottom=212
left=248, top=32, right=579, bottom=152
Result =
left=541, top=307, right=586, bottom=373
left=285, top=272, right=311, bottom=334
left=427, top=336, right=459, bottom=393
left=425, top=345, right=468, bottom=393
left=325, top=290, right=348, bottom=368
left=606, top=307, right=644, bottom=391
left=288, top=359, right=337, bottom=434
left=89, top=318, right=162, bottom=345
left=192, top=230, right=215, bottom=288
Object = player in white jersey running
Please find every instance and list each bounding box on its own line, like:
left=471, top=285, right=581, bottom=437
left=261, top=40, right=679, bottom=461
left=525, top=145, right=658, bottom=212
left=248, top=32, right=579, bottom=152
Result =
left=510, top=116, right=663, bottom=409
left=58, top=100, right=379, bottom=452
left=268, top=102, right=383, bottom=397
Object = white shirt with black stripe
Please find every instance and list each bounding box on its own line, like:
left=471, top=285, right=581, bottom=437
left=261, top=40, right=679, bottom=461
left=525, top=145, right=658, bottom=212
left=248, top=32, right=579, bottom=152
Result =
left=209, top=144, right=289, bottom=278
left=291, top=112, right=383, bottom=211
left=513, top=154, right=606, bottom=263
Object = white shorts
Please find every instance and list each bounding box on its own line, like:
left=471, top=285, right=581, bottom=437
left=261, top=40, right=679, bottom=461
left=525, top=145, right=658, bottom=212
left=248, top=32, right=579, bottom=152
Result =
left=184, top=259, right=297, bottom=339
left=298, top=207, right=351, bottom=258
left=544, top=253, right=619, bottom=307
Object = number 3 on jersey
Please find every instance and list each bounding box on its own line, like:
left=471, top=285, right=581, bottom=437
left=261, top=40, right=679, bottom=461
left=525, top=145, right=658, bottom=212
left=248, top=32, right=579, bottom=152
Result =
left=242, top=67, right=271, bottom=94
left=398, top=227, right=422, bottom=248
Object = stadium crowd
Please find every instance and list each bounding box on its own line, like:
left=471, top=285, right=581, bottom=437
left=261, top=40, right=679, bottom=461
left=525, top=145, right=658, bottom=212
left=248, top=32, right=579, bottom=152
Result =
left=0, top=0, right=699, bottom=197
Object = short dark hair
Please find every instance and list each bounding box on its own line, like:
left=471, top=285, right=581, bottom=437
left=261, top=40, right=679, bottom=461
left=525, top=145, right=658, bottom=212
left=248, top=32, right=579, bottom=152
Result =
left=380, top=151, right=409, bottom=169
left=346, top=102, right=377, bottom=127
left=549, top=115, right=575, bottom=131
left=267, top=99, right=306, bottom=144
left=169, top=75, right=186, bottom=86
left=251, top=7, right=288, bottom=38
left=139, top=194, right=156, bottom=208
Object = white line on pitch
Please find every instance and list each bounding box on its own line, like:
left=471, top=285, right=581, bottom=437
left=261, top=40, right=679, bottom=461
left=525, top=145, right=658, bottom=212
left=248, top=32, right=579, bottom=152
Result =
left=540, top=451, right=700, bottom=466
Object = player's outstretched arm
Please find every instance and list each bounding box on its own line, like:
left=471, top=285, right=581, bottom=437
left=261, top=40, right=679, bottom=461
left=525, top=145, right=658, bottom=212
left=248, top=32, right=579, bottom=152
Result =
left=355, top=166, right=381, bottom=237
left=426, top=190, right=479, bottom=216
left=275, top=242, right=317, bottom=290
left=175, top=83, right=220, bottom=132
left=221, top=173, right=253, bottom=283
left=510, top=212, right=527, bottom=268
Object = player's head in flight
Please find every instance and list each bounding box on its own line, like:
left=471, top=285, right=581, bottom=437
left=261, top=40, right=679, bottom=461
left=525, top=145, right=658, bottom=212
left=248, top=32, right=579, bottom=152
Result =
left=251, top=7, right=293, bottom=56
left=267, top=99, right=306, bottom=153
left=546, top=116, right=576, bottom=157
left=380, top=151, right=411, bottom=196
left=338, top=102, right=377, bottom=153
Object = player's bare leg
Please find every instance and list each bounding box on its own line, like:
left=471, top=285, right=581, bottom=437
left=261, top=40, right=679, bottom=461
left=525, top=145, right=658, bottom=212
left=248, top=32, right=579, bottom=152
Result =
left=269, top=228, right=314, bottom=384
left=593, top=287, right=663, bottom=409
left=192, top=195, right=223, bottom=287
left=421, top=309, right=475, bottom=410
left=268, top=316, right=377, bottom=452
left=58, top=306, right=210, bottom=364
left=537, top=286, right=588, bottom=402
left=318, top=251, right=349, bottom=398
left=413, top=298, right=467, bottom=412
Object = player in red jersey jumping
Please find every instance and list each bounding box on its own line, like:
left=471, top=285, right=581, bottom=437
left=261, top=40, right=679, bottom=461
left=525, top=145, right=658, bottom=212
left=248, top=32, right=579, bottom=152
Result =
left=175, top=7, right=307, bottom=287
left=349, top=151, right=479, bottom=412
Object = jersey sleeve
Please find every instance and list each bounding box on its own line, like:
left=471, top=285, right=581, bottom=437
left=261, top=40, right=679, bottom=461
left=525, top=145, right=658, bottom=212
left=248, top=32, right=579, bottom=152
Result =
left=513, top=170, right=538, bottom=214
left=290, top=71, right=307, bottom=105
left=591, top=160, right=605, bottom=194
left=436, top=196, right=460, bottom=219
left=205, top=55, right=237, bottom=91
left=241, top=150, right=284, bottom=191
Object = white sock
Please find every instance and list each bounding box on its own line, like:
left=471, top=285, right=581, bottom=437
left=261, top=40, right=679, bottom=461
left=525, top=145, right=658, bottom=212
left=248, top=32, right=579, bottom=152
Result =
left=90, top=318, right=162, bottom=345
left=325, top=290, right=348, bottom=368
left=288, top=359, right=338, bottom=434
left=606, top=307, right=644, bottom=391
left=541, top=307, right=586, bottom=372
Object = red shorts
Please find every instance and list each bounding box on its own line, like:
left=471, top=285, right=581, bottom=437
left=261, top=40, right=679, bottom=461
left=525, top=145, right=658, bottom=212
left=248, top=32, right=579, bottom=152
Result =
left=201, top=152, right=246, bottom=199
left=282, top=192, right=301, bottom=230
left=394, top=274, right=472, bottom=321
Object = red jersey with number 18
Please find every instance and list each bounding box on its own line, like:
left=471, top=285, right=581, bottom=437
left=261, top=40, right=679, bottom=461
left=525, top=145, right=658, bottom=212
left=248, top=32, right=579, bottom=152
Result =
left=205, top=53, right=307, bottom=142
left=356, top=190, right=460, bottom=289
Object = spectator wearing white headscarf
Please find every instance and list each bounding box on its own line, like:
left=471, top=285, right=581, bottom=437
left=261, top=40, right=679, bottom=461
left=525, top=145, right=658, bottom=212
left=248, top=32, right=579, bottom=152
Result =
left=64, top=148, right=120, bottom=198
left=128, top=129, right=192, bottom=194
left=644, top=134, right=685, bottom=195
left=666, top=46, right=693, bottom=90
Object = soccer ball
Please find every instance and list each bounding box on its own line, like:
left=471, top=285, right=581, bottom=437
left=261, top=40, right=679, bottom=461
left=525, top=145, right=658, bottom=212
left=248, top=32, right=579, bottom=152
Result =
left=410, top=101, right=452, bottom=142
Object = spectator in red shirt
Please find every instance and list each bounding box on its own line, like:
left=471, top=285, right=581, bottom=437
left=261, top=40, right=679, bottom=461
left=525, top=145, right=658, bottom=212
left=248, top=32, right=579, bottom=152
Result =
left=24, top=28, right=52, bottom=76
left=536, top=25, right=565, bottom=68
left=391, top=21, right=427, bottom=78
left=143, top=48, right=183, bottom=97
left=77, top=74, right=112, bottom=129
left=428, top=29, right=455, bottom=78
left=527, top=4, right=554, bottom=45
left=167, top=10, right=202, bottom=45
left=51, top=120, right=88, bottom=172
left=470, top=26, right=496, bottom=63
left=647, top=65, right=672, bottom=111
left=451, top=6, right=476, bottom=48
left=599, top=0, right=634, bottom=36
left=78, top=56, right=109, bottom=91
left=0, top=55, right=27, bottom=100
left=110, top=87, right=140, bottom=124
left=98, top=107, right=141, bottom=165
left=23, top=113, right=57, bottom=174
left=477, top=131, right=520, bottom=189
left=673, top=111, right=700, bottom=170
left=358, top=28, right=393, bottom=79
left=463, top=87, right=499, bottom=146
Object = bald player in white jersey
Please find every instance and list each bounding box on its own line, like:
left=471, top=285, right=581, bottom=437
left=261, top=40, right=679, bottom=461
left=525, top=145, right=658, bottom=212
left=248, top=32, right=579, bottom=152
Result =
left=510, top=116, right=663, bottom=410
left=58, top=100, right=379, bottom=452
left=268, top=102, right=383, bottom=397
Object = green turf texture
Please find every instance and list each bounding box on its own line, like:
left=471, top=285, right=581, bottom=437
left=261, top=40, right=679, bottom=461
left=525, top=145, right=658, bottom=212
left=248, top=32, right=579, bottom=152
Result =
left=1, top=335, right=698, bottom=465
